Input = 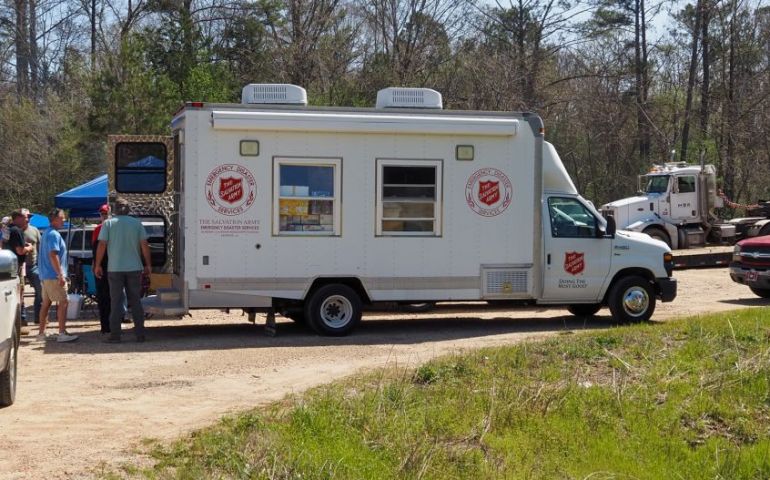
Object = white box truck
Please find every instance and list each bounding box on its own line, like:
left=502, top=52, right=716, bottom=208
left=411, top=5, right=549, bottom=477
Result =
left=108, top=84, right=676, bottom=335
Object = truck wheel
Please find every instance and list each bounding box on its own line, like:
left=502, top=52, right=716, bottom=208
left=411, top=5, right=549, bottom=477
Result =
left=749, top=287, right=770, bottom=299
left=608, top=276, right=656, bottom=323
left=567, top=304, right=602, bottom=317
left=644, top=227, right=670, bottom=247
left=304, top=284, right=362, bottom=336
left=0, top=322, right=18, bottom=407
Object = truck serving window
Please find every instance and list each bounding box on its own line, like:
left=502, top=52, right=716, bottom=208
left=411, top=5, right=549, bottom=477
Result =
left=273, top=157, right=341, bottom=235
left=548, top=197, right=597, bottom=238
left=376, top=159, right=442, bottom=236
left=115, top=142, right=167, bottom=194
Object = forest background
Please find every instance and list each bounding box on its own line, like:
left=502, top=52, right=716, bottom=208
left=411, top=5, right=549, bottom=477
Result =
left=1, top=0, right=769, bottom=214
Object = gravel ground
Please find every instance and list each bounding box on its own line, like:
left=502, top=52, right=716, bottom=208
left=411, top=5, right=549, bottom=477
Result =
left=0, top=268, right=767, bottom=479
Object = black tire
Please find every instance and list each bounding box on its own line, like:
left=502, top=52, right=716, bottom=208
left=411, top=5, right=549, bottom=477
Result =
left=0, top=322, right=18, bottom=407
left=608, top=275, right=656, bottom=323
left=567, top=304, right=602, bottom=317
left=304, top=284, right=362, bottom=336
left=644, top=227, right=671, bottom=247
left=749, top=287, right=770, bottom=299
left=398, top=302, right=436, bottom=313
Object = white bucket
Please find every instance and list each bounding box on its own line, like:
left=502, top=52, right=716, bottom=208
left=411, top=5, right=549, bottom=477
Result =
left=66, top=294, right=83, bottom=320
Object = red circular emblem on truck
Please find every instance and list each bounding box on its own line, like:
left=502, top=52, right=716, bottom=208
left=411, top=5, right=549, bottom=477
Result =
left=465, top=168, right=513, bottom=217
left=205, top=164, right=256, bottom=216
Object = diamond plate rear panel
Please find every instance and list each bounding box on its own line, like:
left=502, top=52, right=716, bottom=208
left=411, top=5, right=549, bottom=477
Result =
left=108, top=135, right=176, bottom=274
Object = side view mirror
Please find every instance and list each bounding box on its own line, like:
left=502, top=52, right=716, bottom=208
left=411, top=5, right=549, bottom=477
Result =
left=605, top=215, right=616, bottom=238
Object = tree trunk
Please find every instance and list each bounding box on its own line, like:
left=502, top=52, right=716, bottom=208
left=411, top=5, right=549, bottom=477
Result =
left=14, top=0, right=29, bottom=98
left=28, top=0, right=37, bottom=97
left=698, top=0, right=710, bottom=167
left=680, top=0, right=703, bottom=164
left=724, top=1, right=736, bottom=198
left=91, top=0, right=97, bottom=68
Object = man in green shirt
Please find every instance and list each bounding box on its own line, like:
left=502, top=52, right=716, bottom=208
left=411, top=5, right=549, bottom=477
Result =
left=94, top=198, right=151, bottom=343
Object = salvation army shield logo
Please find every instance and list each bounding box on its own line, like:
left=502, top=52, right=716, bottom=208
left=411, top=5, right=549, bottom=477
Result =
left=466, top=168, right=513, bottom=217
left=206, top=164, right=256, bottom=216
left=564, top=252, right=585, bottom=275
left=219, top=177, right=243, bottom=204
left=478, top=181, right=500, bottom=206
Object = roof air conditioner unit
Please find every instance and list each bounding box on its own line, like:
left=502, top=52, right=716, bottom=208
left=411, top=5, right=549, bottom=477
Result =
left=241, top=84, right=307, bottom=105
left=376, top=87, right=443, bottom=109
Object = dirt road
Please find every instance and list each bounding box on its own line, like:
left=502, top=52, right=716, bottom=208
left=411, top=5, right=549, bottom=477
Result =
left=1, top=269, right=767, bottom=479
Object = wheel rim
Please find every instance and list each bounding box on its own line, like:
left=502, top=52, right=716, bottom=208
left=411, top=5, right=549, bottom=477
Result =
left=319, top=295, right=353, bottom=328
left=622, top=287, right=650, bottom=317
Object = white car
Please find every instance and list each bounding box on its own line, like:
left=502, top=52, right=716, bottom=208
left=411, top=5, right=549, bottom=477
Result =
left=0, top=250, right=20, bottom=407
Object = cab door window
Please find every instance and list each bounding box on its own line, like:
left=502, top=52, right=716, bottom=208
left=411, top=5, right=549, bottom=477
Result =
left=676, top=176, right=696, bottom=193
left=548, top=197, right=597, bottom=238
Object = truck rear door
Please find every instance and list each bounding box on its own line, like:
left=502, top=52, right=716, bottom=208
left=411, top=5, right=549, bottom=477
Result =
left=542, top=196, right=612, bottom=302
left=108, top=135, right=177, bottom=281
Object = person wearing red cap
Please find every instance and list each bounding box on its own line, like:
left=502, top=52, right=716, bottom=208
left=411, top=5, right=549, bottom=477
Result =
left=91, top=204, right=112, bottom=334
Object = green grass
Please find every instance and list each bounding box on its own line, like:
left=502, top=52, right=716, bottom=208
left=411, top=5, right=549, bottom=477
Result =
left=121, top=308, right=770, bottom=479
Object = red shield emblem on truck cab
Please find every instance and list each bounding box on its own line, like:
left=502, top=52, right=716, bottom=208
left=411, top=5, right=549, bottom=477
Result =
left=478, top=181, right=500, bottom=206
left=219, top=177, right=243, bottom=204
left=564, top=252, right=585, bottom=275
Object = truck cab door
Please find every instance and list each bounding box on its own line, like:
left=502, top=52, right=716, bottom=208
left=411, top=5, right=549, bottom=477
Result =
left=670, top=175, right=699, bottom=222
left=108, top=135, right=176, bottom=278
left=542, top=196, right=612, bottom=302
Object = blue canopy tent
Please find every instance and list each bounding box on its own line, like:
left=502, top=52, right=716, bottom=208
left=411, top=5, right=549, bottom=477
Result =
left=29, top=213, right=51, bottom=231
left=55, top=174, right=108, bottom=218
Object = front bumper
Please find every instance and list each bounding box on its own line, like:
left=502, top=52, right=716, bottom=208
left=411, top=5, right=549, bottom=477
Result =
left=656, top=277, right=677, bottom=302
left=729, top=264, right=770, bottom=290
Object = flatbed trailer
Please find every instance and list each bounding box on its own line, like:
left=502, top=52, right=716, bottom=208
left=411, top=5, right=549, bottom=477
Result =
left=672, top=246, right=733, bottom=270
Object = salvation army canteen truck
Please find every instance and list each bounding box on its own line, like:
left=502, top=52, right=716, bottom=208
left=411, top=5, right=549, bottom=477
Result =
left=109, top=84, right=677, bottom=335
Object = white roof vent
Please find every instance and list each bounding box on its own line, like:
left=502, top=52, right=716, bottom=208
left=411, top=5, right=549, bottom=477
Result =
left=241, top=84, right=307, bottom=105
left=376, top=87, right=442, bottom=109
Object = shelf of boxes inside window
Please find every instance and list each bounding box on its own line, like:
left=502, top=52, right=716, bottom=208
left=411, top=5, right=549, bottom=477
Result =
left=278, top=191, right=335, bottom=234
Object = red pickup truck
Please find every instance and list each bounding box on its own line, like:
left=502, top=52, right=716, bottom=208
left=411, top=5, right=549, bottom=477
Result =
left=730, top=234, right=770, bottom=298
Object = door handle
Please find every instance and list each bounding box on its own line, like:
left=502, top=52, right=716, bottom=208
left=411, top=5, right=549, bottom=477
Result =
left=547, top=254, right=551, bottom=265
left=3, top=290, right=12, bottom=297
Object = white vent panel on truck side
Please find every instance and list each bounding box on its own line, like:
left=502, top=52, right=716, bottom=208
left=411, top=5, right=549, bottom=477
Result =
left=241, top=84, right=307, bottom=105
left=376, top=88, right=442, bottom=109
left=481, top=267, right=530, bottom=298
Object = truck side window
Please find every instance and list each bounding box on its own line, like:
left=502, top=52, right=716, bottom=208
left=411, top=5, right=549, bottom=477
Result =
left=376, top=159, right=442, bottom=236
left=677, top=176, right=696, bottom=193
left=273, top=157, right=341, bottom=236
left=548, top=197, right=597, bottom=238
left=115, top=142, right=167, bottom=194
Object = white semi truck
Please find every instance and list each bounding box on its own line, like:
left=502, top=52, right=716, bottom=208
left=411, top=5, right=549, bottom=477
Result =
left=108, top=84, right=676, bottom=335
left=601, top=163, right=770, bottom=249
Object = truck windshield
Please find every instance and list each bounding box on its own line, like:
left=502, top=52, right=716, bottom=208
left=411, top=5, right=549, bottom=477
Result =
left=645, top=175, right=670, bottom=194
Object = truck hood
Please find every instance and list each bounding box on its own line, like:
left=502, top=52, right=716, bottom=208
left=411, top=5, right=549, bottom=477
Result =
left=738, top=234, right=770, bottom=247
left=602, top=196, right=650, bottom=209
left=616, top=229, right=669, bottom=250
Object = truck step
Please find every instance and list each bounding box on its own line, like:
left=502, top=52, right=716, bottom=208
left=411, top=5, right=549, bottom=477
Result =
left=141, top=294, right=188, bottom=317
left=156, top=288, right=182, bottom=303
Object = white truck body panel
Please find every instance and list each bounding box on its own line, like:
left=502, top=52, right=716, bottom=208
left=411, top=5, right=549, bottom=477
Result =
left=181, top=107, right=537, bottom=305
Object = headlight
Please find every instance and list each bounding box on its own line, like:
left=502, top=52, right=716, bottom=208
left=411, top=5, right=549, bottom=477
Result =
left=733, top=245, right=741, bottom=263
